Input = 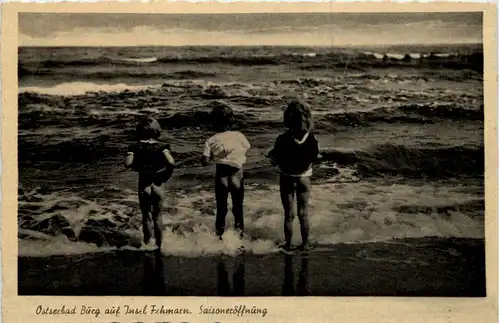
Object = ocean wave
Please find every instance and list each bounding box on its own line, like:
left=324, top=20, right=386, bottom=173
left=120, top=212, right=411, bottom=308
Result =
left=300, top=52, right=483, bottom=73
left=320, top=144, right=484, bottom=179
left=316, top=108, right=434, bottom=128
left=18, top=95, right=264, bottom=131
left=19, top=82, right=158, bottom=96
left=19, top=69, right=219, bottom=82
left=18, top=129, right=484, bottom=187
left=158, top=111, right=213, bottom=129
left=19, top=51, right=483, bottom=73
left=168, top=70, right=217, bottom=79
left=363, top=51, right=458, bottom=61
left=19, top=89, right=482, bottom=132
left=397, top=103, right=483, bottom=121
left=24, top=54, right=285, bottom=68
left=118, top=57, right=158, bottom=63
left=156, top=101, right=257, bottom=129
left=18, top=178, right=484, bottom=257
left=37, top=56, right=160, bottom=68
left=315, top=104, right=483, bottom=127
left=170, top=142, right=484, bottom=182
left=157, top=55, right=282, bottom=66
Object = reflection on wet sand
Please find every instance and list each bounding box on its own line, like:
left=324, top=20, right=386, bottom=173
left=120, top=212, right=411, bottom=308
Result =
left=216, top=253, right=309, bottom=296
left=283, top=254, right=309, bottom=296
left=141, top=252, right=310, bottom=296
left=142, top=250, right=166, bottom=295
left=217, top=255, right=246, bottom=296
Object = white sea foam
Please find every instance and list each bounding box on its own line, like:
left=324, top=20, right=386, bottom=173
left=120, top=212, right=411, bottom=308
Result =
left=19, top=82, right=161, bottom=96
left=18, top=178, right=484, bottom=258
left=118, top=57, right=158, bottom=63
left=386, top=53, right=406, bottom=60
left=363, top=52, right=385, bottom=60
left=289, top=52, right=317, bottom=57
left=18, top=235, right=117, bottom=257
left=433, top=53, right=453, bottom=58
left=362, top=51, right=456, bottom=61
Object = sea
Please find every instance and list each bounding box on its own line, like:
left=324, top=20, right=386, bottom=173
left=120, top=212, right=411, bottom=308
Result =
left=18, top=44, right=485, bottom=258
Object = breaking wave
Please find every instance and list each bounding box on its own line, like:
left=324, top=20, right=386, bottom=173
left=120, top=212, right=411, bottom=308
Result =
left=18, top=88, right=483, bottom=127
left=320, top=144, right=484, bottom=179
left=19, top=82, right=158, bottom=96
left=18, top=179, right=484, bottom=257
left=19, top=51, right=483, bottom=77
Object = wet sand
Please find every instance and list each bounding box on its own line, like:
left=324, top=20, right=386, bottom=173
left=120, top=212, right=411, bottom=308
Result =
left=18, top=237, right=485, bottom=296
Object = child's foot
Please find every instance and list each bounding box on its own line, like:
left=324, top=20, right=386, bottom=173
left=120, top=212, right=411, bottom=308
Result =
left=298, top=242, right=314, bottom=252
left=141, top=240, right=158, bottom=251
left=278, top=242, right=294, bottom=252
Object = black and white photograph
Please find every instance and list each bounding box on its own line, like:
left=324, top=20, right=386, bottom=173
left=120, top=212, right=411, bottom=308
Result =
left=17, top=11, right=486, bottom=297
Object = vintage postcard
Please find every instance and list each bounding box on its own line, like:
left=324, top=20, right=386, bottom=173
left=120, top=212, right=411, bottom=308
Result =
left=1, top=2, right=497, bottom=323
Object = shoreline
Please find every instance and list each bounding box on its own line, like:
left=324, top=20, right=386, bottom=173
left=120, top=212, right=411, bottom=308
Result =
left=18, top=237, right=485, bottom=296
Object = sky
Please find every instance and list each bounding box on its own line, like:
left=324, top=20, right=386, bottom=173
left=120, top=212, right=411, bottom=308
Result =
left=19, top=12, right=483, bottom=47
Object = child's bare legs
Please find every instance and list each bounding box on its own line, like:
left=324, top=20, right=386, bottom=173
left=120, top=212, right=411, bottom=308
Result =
left=296, top=177, right=311, bottom=248
left=280, top=175, right=296, bottom=249
left=150, top=184, right=164, bottom=248
left=215, top=176, right=229, bottom=238
left=229, top=171, right=244, bottom=236
left=215, top=165, right=244, bottom=238
left=280, top=176, right=311, bottom=249
left=139, top=180, right=164, bottom=248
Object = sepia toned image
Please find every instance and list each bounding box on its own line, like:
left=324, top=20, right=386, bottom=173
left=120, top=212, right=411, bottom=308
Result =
left=16, top=10, right=486, bottom=299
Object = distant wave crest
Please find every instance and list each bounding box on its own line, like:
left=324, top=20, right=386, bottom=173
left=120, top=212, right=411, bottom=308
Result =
left=19, top=51, right=484, bottom=75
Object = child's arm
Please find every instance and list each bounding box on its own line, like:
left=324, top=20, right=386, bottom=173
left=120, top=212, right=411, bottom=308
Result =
left=124, top=152, right=134, bottom=168
left=201, top=139, right=211, bottom=166
left=267, top=151, right=278, bottom=166
left=266, top=136, right=281, bottom=166
left=162, top=148, right=175, bottom=167
left=311, top=134, right=321, bottom=164
left=124, top=144, right=135, bottom=169
left=201, top=156, right=210, bottom=166
left=241, top=133, right=251, bottom=151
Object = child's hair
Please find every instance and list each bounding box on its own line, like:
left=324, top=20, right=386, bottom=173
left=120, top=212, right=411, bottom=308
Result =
left=211, top=104, right=234, bottom=132
left=136, top=117, right=162, bottom=140
left=284, top=100, right=313, bottom=133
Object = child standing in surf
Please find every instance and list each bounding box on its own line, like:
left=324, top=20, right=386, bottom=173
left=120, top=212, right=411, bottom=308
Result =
left=267, top=100, right=320, bottom=251
left=125, top=117, right=175, bottom=250
left=201, top=105, right=251, bottom=240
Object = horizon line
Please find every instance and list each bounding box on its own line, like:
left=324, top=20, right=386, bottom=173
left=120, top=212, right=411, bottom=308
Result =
left=19, top=42, right=483, bottom=48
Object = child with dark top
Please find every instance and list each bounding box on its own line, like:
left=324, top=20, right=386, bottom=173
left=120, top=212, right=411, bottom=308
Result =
left=124, top=117, right=175, bottom=250
left=267, top=100, right=320, bottom=251
left=201, top=105, right=251, bottom=240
